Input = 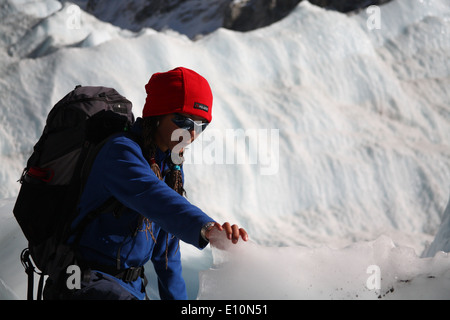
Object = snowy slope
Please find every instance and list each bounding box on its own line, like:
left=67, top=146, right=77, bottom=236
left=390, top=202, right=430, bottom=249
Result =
left=198, top=229, right=450, bottom=299
left=0, top=0, right=449, bottom=299
left=63, top=0, right=394, bottom=38
left=67, top=0, right=229, bottom=39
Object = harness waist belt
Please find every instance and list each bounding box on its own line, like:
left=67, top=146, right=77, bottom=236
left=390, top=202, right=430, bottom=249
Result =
left=78, top=260, right=146, bottom=283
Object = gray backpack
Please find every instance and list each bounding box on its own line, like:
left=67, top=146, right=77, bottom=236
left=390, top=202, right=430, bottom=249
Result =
left=13, top=85, right=134, bottom=299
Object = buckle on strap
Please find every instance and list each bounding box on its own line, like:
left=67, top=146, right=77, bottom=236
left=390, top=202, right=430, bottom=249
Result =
left=121, top=267, right=143, bottom=283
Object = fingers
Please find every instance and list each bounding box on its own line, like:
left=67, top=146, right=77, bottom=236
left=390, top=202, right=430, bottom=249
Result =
left=214, top=222, right=223, bottom=231
left=240, top=228, right=249, bottom=242
left=204, top=221, right=249, bottom=245
left=222, top=222, right=248, bottom=243
left=204, top=222, right=223, bottom=241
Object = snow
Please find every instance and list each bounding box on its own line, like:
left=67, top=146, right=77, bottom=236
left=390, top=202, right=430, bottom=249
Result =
left=0, top=0, right=449, bottom=300
left=199, top=230, right=450, bottom=299
left=67, top=0, right=229, bottom=39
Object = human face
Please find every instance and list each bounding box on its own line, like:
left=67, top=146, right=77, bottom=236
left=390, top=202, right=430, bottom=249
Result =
left=154, top=113, right=209, bottom=152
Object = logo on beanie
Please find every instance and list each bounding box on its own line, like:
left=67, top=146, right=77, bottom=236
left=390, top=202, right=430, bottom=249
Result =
left=193, top=102, right=209, bottom=113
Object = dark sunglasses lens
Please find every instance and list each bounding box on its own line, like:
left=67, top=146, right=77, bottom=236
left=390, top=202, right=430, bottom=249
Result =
left=172, top=115, right=208, bottom=132
left=199, top=122, right=209, bottom=131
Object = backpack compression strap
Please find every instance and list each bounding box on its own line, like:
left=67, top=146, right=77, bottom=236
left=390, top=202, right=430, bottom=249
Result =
left=20, top=248, right=45, bottom=300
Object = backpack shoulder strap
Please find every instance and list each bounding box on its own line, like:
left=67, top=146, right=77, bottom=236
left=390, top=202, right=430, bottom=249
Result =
left=63, top=132, right=132, bottom=246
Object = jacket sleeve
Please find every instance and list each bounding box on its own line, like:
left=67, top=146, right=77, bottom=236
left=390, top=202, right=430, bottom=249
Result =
left=151, top=230, right=187, bottom=300
left=99, top=135, right=215, bottom=249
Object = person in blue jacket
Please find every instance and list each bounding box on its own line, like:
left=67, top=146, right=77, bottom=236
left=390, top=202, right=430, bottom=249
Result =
left=44, top=67, right=248, bottom=300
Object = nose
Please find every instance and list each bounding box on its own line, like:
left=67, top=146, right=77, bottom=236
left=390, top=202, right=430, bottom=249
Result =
left=190, top=128, right=197, bottom=142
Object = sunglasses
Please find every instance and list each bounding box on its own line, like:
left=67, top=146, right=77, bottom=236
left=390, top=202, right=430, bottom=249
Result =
left=172, top=113, right=209, bottom=132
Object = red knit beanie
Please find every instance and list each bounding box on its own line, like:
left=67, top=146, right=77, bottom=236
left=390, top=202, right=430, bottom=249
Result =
left=143, top=67, right=213, bottom=122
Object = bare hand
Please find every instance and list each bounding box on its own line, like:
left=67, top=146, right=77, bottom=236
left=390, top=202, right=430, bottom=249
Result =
left=205, top=222, right=248, bottom=244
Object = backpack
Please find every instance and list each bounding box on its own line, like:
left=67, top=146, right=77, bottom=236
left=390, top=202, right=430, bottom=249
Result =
left=13, top=85, right=134, bottom=300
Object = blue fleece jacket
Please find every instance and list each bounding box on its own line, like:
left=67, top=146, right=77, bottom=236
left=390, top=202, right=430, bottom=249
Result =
left=71, top=118, right=215, bottom=300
